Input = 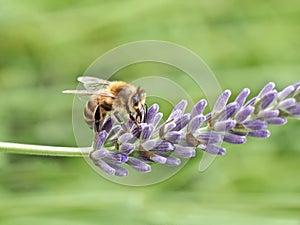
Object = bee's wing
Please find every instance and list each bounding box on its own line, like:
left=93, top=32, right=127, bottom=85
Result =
left=77, top=76, right=111, bottom=91
left=62, top=90, right=116, bottom=98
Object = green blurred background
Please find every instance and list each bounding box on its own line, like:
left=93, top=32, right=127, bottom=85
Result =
left=1, top=0, right=300, bottom=224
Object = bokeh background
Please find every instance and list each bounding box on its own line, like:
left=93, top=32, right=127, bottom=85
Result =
left=1, top=0, right=300, bottom=224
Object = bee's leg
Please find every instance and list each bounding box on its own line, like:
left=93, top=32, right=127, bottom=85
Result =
left=142, top=103, right=148, bottom=123
left=113, top=111, right=129, bottom=131
left=113, top=111, right=124, bottom=124
left=94, top=105, right=102, bottom=132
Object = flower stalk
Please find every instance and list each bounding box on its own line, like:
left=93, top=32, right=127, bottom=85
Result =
left=0, top=142, right=90, bottom=157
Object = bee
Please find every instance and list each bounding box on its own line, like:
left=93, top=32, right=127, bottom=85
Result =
left=63, top=76, right=147, bottom=132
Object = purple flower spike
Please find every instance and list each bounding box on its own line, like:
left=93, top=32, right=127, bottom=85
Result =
left=235, top=106, right=255, bottom=123
left=128, top=157, right=151, bottom=173
left=174, top=145, right=196, bottom=158
left=258, top=82, right=275, bottom=98
left=79, top=79, right=300, bottom=177
left=191, top=99, right=207, bottom=118
left=248, top=130, right=270, bottom=138
left=204, top=145, right=226, bottom=155
left=235, top=88, right=250, bottom=107
left=278, top=85, right=295, bottom=100
left=145, top=104, right=159, bottom=124
left=94, top=130, right=108, bottom=150
left=224, top=133, right=247, bottom=144
left=165, top=156, right=181, bottom=166
left=260, top=91, right=277, bottom=109
left=119, top=143, right=135, bottom=154
left=214, top=120, right=236, bottom=132
left=243, top=120, right=267, bottom=131
left=188, top=115, right=205, bottom=133
left=213, top=90, right=231, bottom=112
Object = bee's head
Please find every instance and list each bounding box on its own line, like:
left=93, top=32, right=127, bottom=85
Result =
left=131, top=87, right=146, bottom=112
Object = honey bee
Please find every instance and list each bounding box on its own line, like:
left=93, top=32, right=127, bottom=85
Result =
left=63, top=76, right=147, bottom=132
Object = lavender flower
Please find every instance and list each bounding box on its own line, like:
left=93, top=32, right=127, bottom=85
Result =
left=90, top=81, right=300, bottom=176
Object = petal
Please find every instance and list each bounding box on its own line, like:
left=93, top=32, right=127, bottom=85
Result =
left=90, top=149, right=109, bottom=160
left=95, top=160, right=115, bottom=175
left=107, top=152, right=128, bottom=163
left=224, top=133, right=247, bottom=144
left=278, top=98, right=296, bottom=110
left=248, top=130, right=270, bottom=138
left=195, top=131, right=223, bottom=144
left=266, top=117, right=287, bottom=125
left=260, top=91, right=277, bottom=109
left=243, top=120, right=267, bottom=131
left=150, top=154, right=167, bottom=164
left=155, top=141, right=174, bottom=152
left=152, top=113, right=163, bottom=128
left=235, top=106, right=255, bottom=123
left=171, top=100, right=188, bottom=114
left=278, top=85, right=295, bottom=100
left=204, top=144, right=226, bottom=155
left=244, top=97, right=257, bottom=107
left=257, top=110, right=279, bottom=119
left=258, top=82, right=275, bottom=98
left=188, top=115, right=205, bottom=133
left=165, top=156, right=181, bottom=166
left=172, top=114, right=190, bottom=131
left=287, top=105, right=300, bottom=116
left=140, top=125, right=154, bottom=141
left=94, top=130, right=108, bottom=150
left=235, top=88, right=250, bottom=107
left=213, top=120, right=236, bottom=132
left=213, top=90, right=231, bottom=113
left=191, top=99, right=207, bottom=118
left=127, top=157, right=151, bottom=173
left=107, top=163, right=128, bottom=176
left=174, top=145, right=196, bottom=158
left=145, top=104, right=159, bottom=124
left=164, top=131, right=183, bottom=142
left=118, top=133, right=134, bottom=143
left=217, top=102, right=239, bottom=120
left=119, top=143, right=135, bottom=154
left=102, top=117, right=114, bottom=133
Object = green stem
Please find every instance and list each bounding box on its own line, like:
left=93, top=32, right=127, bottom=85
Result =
left=0, top=142, right=90, bottom=157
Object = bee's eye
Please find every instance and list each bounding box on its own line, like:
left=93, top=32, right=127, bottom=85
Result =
left=132, top=94, right=140, bottom=108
